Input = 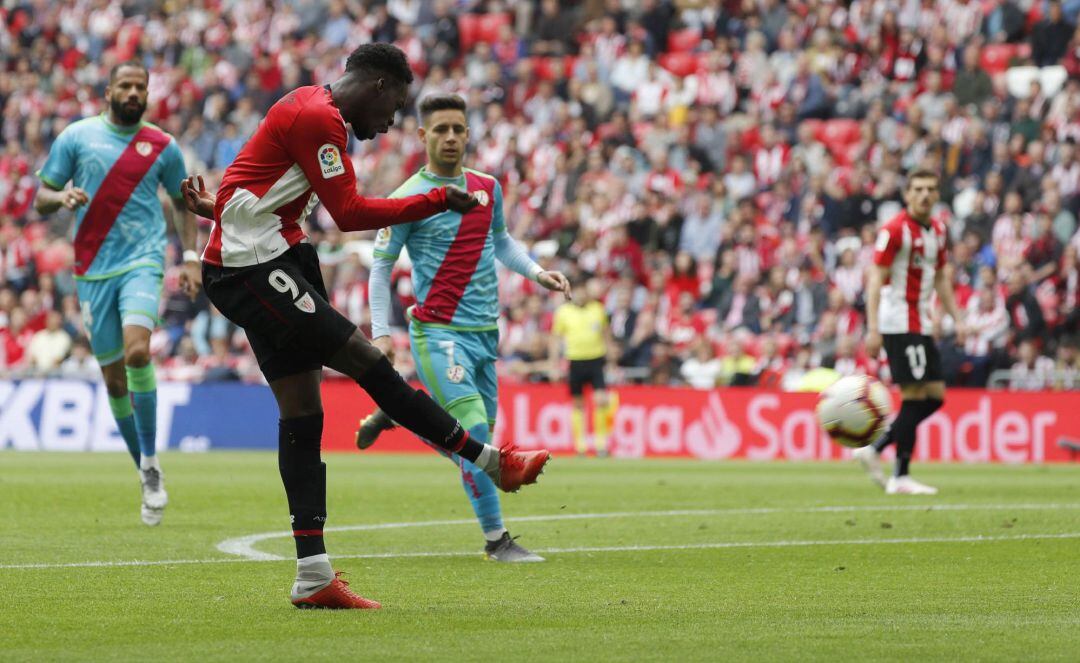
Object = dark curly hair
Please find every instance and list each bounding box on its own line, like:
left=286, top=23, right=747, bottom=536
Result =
left=345, top=43, right=414, bottom=86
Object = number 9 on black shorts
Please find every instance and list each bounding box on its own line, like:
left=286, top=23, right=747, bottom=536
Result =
left=202, top=243, right=357, bottom=382
left=882, top=333, right=943, bottom=385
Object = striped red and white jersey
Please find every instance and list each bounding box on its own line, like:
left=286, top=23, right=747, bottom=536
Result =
left=203, top=85, right=448, bottom=267
left=873, top=210, right=947, bottom=335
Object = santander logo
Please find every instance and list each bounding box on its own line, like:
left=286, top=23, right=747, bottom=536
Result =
left=684, top=393, right=742, bottom=459
left=495, top=387, right=1067, bottom=463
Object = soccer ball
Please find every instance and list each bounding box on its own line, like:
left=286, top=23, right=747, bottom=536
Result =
left=815, top=375, right=893, bottom=449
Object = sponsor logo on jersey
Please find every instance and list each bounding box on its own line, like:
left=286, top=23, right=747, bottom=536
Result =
left=473, top=190, right=490, bottom=207
left=318, top=144, right=344, bottom=178
left=294, top=292, right=316, bottom=314
left=135, top=141, right=152, bottom=157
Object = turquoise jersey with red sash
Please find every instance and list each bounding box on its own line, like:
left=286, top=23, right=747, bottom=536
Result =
left=37, top=114, right=187, bottom=279
left=373, top=167, right=503, bottom=330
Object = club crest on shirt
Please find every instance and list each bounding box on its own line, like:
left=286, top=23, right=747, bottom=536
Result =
left=317, top=144, right=344, bottom=179
left=472, top=190, right=490, bottom=207
left=294, top=292, right=316, bottom=314
left=135, top=141, right=152, bottom=157
left=374, top=227, right=391, bottom=250
left=447, top=365, right=466, bottom=383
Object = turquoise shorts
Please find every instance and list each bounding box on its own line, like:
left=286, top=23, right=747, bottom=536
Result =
left=409, top=324, right=499, bottom=429
left=75, top=266, right=162, bottom=365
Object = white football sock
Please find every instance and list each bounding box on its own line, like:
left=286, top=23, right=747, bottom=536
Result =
left=476, top=444, right=499, bottom=473
left=291, top=554, right=334, bottom=599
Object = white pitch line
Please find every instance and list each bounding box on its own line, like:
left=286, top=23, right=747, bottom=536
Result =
left=3, top=532, right=1079, bottom=571
left=216, top=503, right=1080, bottom=561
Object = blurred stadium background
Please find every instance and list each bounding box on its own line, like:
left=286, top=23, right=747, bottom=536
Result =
left=1, top=0, right=1080, bottom=457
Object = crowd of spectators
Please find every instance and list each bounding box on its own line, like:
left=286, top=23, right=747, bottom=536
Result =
left=2, top=0, right=1080, bottom=392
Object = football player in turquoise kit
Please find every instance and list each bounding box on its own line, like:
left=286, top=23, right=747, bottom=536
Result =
left=34, top=61, right=201, bottom=526
left=358, top=94, right=570, bottom=562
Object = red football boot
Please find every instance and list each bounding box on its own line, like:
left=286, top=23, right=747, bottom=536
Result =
left=494, top=444, right=551, bottom=493
left=291, top=572, right=382, bottom=610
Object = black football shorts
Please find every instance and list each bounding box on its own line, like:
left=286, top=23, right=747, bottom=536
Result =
left=882, top=333, right=943, bottom=385
left=568, top=357, right=607, bottom=396
left=202, top=243, right=356, bottom=382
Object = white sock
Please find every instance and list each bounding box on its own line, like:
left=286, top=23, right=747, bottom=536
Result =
left=139, top=455, right=160, bottom=471
left=476, top=444, right=499, bottom=473
left=483, top=528, right=508, bottom=543
left=297, top=553, right=332, bottom=579
left=292, top=554, right=333, bottom=599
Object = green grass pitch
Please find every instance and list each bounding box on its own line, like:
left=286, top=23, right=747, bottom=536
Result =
left=1, top=452, right=1078, bottom=661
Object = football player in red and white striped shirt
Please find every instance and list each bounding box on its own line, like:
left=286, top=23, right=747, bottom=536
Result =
left=853, top=170, right=967, bottom=495
left=181, top=44, right=550, bottom=610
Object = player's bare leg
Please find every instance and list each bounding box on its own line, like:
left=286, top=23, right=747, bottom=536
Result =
left=328, top=330, right=550, bottom=492
left=570, top=394, right=588, bottom=456
left=593, top=389, right=613, bottom=458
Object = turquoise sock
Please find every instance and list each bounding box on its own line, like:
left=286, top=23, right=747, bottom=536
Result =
left=455, top=423, right=503, bottom=535
left=108, top=394, right=140, bottom=467
left=126, top=364, right=158, bottom=458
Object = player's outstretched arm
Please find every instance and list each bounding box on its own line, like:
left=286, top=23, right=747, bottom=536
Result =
left=315, top=176, right=479, bottom=232
left=285, top=109, right=477, bottom=232
left=490, top=181, right=570, bottom=300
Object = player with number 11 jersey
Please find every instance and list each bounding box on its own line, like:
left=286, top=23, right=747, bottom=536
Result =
left=855, top=170, right=966, bottom=496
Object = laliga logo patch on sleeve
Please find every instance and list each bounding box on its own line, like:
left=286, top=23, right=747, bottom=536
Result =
left=317, top=144, right=345, bottom=179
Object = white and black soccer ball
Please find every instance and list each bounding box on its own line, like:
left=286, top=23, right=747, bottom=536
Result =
left=816, top=375, right=893, bottom=449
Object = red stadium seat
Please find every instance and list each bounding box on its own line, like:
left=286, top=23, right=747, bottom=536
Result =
left=980, top=43, right=1020, bottom=75
left=458, top=14, right=480, bottom=52
left=657, top=52, right=701, bottom=77
left=743, top=336, right=763, bottom=358
left=533, top=56, right=574, bottom=81
left=477, top=13, right=511, bottom=44
left=667, top=29, right=702, bottom=53
left=800, top=118, right=823, bottom=138
left=818, top=118, right=860, bottom=146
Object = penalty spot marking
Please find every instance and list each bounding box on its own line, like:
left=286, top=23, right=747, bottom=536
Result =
left=2, top=532, right=1079, bottom=571
left=217, top=502, right=1080, bottom=561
